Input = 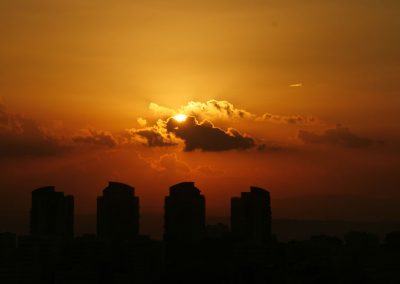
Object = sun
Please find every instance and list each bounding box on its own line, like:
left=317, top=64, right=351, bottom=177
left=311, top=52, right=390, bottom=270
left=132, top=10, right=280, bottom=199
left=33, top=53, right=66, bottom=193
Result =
left=173, top=114, right=187, bottom=122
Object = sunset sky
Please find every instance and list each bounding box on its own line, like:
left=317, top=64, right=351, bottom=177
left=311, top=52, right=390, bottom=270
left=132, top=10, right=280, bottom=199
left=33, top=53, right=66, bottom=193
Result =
left=1, top=0, right=399, bottom=236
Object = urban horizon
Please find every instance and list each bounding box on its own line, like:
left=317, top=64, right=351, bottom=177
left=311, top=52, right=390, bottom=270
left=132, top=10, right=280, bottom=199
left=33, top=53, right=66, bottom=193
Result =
left=1, top=1, right=399, bottom=282
left=1, top=180, right=399, bottom=283
left=24, top=181, right=274, bottom=241
left=2, top=181, right=399, bottom=241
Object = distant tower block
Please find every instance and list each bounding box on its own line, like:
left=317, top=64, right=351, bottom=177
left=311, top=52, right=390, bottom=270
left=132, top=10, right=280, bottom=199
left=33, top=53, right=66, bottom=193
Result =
left=97, top=182, right=139, bottom=241
left=30, top=186, right=74, bottom=238
left=164, top=182, right=206, bottom=243
left=231, top=186, right=271, bottom=242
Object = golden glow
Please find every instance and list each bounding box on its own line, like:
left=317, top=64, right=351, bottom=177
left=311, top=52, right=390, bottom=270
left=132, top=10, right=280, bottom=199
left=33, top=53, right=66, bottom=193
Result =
left=173, top=114, right=187, bottom=122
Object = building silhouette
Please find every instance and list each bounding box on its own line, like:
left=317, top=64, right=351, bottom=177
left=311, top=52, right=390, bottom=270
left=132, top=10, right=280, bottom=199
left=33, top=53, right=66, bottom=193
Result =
left=5, top=181, right=400, bottom=283
left=164, top=182, right=205, bottom=243
left=231, top=186, right=271, bottom=242
left=30, top=186, right=74, bottom=238
left=97, top=181, right=139, bottom=241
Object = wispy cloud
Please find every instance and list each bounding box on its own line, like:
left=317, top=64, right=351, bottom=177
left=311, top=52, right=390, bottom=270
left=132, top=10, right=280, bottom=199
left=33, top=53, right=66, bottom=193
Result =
left=147, top=99, right=320, bottom=126
left=149, top=100, right=254, bottom=121
left=73, top=129, right=118, bottom=148
left=298, top=125, right=376, bottom=148
left=256, top=113, right=319, bottom=125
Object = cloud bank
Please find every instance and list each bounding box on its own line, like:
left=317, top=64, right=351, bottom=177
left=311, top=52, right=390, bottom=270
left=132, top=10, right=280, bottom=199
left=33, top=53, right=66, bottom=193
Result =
left=166, top=116, right=255, bottom=152
left=128, top=115, right=256, bottom=152
left=298, top=126, right=375, bottom=148
left=149, top=99, right=320, bottom=126
left=0, top=104, right=68, bottom=159
left=73, top=129, right=118, bottom=148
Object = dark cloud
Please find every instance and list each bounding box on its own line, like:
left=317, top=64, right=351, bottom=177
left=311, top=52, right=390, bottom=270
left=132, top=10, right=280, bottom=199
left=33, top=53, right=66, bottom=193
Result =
left=298, top=126, right=375, bottom=148
left=166, top=116, right=255, bottom=152
left=258, top=113, right=319, bottom=125
left=127, top=119, right=178, bottom=147
left=73, top=130, right=118, bottom=148
left=134, top=129, right=177, bottom=147
left=257, top=144, right=283, bottom=152
left=0, top=104, right=68, bottom=158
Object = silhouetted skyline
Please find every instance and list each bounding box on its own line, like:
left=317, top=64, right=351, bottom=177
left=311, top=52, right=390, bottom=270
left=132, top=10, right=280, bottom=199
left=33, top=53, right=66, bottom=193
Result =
left=30, top=186, right=74, bottom=239
left=2, top=1, right=400, bottom=282
left=1, top=180, right=399, bottom=283
left=97, top=182, right=140, bottom=242
left=231, top=186, right=272, bottom=242
left=28, top=181, right=272, bottom=242
left=164, top=182, right=206, bottom=243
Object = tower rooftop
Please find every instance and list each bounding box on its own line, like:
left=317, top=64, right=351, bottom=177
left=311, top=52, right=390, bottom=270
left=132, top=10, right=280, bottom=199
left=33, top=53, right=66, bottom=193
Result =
left=32, top=186, right=56, bottom=194
left=250, top=186, right=270, bottom=194
left=169, top=182, right=200, bottom=195
left=103, top=181, right=135, bottom=195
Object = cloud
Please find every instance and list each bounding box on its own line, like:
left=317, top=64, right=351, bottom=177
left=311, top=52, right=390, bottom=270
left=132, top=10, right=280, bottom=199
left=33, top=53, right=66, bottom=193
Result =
left=298, top=125, right=375, bottom=148
left=127, top=119, right=178, bottom=147
left=257, top=113, right=319, bottom=125
left=137, top=117, right=147, bottom=127
left=148, top=99, right=320, bottom=126
left=182, top=100, right=254, bottom=120
left=149, top=100, right=254, bottom=121
left=130, top=99, right=328, bottom=152
left=149, top=102, right=175, bottom=118
left=166, top=116, right=255, bottom=152
left=290, top=83, right=302, bottom=87
left=128, top=114, right=257, bottom=152
left=194, top=165, right=225, bottom=176
left=146, top=153, right=190, bottom=173
left=133, top=129, right=177, bottom=147
left=72, top=129, right=118, bottom=148
left=0, top=104, right=68, bottom=158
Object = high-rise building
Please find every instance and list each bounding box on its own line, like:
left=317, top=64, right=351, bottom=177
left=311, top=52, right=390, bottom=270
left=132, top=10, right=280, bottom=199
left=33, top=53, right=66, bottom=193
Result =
left=164, top=182, right=205, bottom=243
left=97, top=181, right=139, bottom=241
left=231, top=186, right=271, bottom=242
left=30, top=186, right=74, bottom=238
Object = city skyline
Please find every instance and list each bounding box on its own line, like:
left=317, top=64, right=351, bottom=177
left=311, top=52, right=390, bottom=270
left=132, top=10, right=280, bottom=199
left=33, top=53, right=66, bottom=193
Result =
left=1, top=178, right=399, bottom=240
left=97, top=182, right=140, bottom=241
left=1, top=180, right=398, bottom=283
left=26, top=181, right=273, bottom=241
left=30, top=186, right=74, bottom=238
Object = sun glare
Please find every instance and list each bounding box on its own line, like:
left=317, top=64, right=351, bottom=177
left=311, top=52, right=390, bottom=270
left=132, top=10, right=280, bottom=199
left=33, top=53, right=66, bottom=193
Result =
left=174, top=114, right=187, bottom=122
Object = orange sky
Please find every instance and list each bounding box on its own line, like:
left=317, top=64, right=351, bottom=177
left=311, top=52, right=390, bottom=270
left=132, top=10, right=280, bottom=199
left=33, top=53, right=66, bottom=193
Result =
left=1, top=0, right=400, bottom=236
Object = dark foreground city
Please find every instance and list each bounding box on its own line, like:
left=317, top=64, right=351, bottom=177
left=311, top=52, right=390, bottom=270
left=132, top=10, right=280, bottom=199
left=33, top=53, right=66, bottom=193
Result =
left=1, top=181, right=399, bottom=283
